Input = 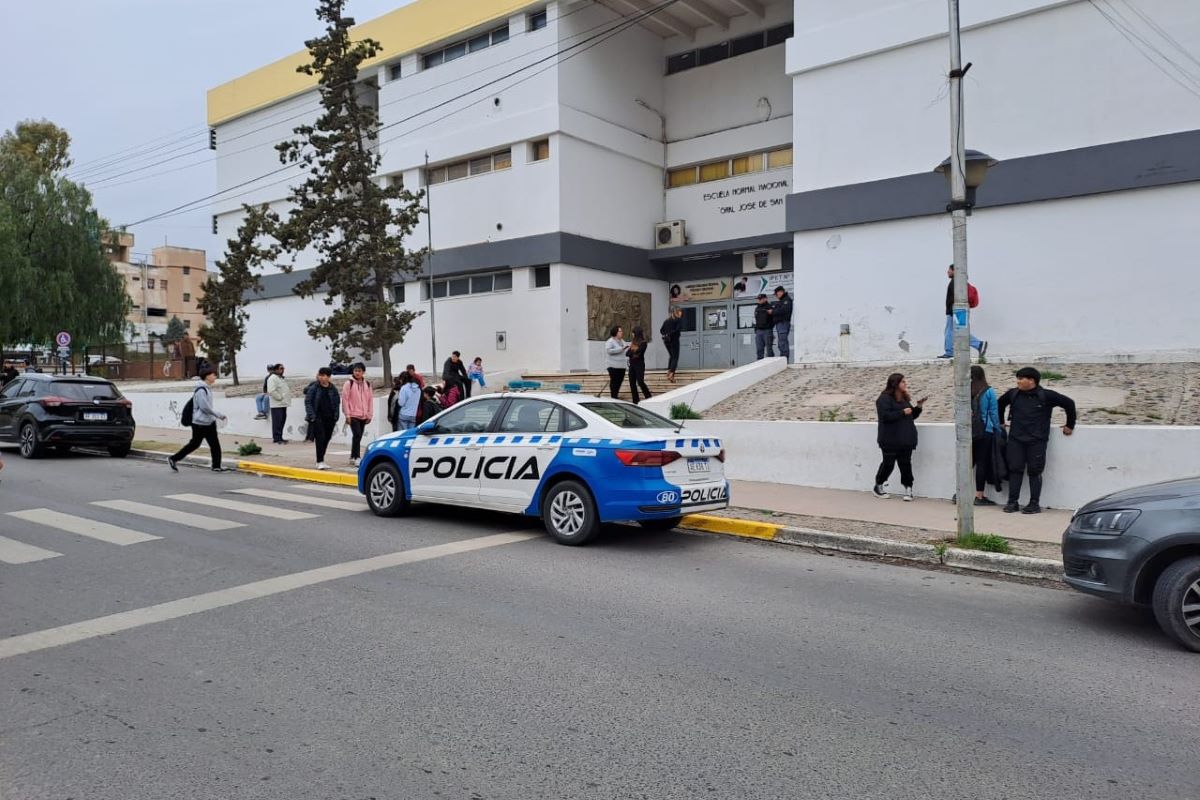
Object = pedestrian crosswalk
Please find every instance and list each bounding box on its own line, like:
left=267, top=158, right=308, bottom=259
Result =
left=0, top=482, right=367, bottom=566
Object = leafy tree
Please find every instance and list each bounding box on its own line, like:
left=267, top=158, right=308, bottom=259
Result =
left=274, top=0, right=426, bottom=384
left=160, top=316, right=187, bottom=347
left=0, top=120, right=128, bottom=348
left=197, top=204, right=273, bottom=385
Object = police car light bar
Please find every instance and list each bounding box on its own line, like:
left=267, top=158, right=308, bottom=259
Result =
left=615, top=449, right=682, bottom=467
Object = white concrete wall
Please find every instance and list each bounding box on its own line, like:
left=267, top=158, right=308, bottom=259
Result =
left=687, top=418, right=1200, bottom=511
left=557, top=134, right=663, bottom=249
left=641, top=357, right=787, bottom=415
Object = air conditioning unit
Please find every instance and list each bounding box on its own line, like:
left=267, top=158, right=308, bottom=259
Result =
left=654, top=220, right=686, bottom=249
left=742, top=249, right=782, bottom=273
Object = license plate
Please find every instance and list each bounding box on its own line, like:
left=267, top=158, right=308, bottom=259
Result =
left=83, top=412, right=107, bottom=421
left=687, top=458, right=710, bottom=474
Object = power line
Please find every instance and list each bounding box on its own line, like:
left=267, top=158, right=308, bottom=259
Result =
left=1118, top=0, right=1200, bottom=72
left=1087, top=0, right=1200, bottom=100
left=65, top=125, right=206, bottom=176
left=68, top=130, right=207, bottom=182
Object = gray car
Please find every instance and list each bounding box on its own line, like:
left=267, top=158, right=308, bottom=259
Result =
left=1063, top=477, right=1200, bottom=652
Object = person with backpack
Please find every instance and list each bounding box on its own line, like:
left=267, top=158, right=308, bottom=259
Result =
left=397, top=373, right=422, bottom=431
left=998, top=367, right=1077, bottom=515
left=341, top=362, right=373, bottom=467
left=938, top=264, right=988, bottom=360
left=168, top=368, right=229, bottom=472
left=266, top=363, right=291, bottom=444
left=873, top=372, right=926, bottom=502
left=659, top=307, right=683, bottom=384
left=304, top=367, right=340, bottom=470
left=970, top=365, right=1003, bottom=505
left=626, top=326, right=652, bottom=405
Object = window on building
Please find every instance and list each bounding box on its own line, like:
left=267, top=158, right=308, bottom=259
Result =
left=665, top=21, right=792, bottom=75
left=469, top=156, right=492, bottom=176
left=530, top=139, right=550, bottom=162
left=666, top=51, right=696, bottom=75
left=732, top=153, right=763, bottom=175
left=422, top=24, right=509, bottom=70
left=667, top=146, right=792, bottom=189
left=668, top=166, right=699, bottom=188
left=391, top=284, right=405, bottom=303
left=425, top=149, right=512, bottom=186
left=184, top=319, right=191, bottom=329
left=183, top=266, right=191, bottom=275
left=183, top=292, right=191, bottom=302
left=767, top=146, right=793, bottom=169
left=146, top=278, right=155, bottom=289
left=493, top=271, right=513, bottom=291
left=531, top=265, right=551, bottom=288
left=529, top=9, right=548, bottom=31
left=696, top=41, right=729, bottom=67
left=160, top=280, right=168, bottom=290
left=131, top=276, right=141, bottom=282
left=146, top=307, right=167, bottom=317
left=421, top=270, right=513, bottom=301
left=699, top=160, right=729, bottom=182
left=389, top=62, right=402, bottom=81
left=730, top=31, right=765, bottom=57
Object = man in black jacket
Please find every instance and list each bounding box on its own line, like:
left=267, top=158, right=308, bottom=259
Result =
left=659, top=307, right=684, bottom=383
left=753, top=294, right=775, bottom=359
left=771, top=286, right=793, bottom=363
left=997, top=366, right=1077, bottom=515
left=442, top=351, right=469, bottom=395
left=304, top=367, right=341, bottom=470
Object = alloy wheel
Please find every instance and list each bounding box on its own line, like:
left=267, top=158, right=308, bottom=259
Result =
left=19, top=424, right=36, bottom=457
left=369, top=469, right=396, bottom=510
left=549, top=490, right=585, bottom=536
left=1183, top=578, right=1200, bottom=638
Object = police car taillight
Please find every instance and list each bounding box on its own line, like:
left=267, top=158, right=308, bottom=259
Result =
left=716, top=449, right=725, bottom=463
left=615, top=449, right=681, bottom=467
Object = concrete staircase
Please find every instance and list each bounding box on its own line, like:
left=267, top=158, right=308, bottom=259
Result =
left=519, top=369, right=724, bottom=402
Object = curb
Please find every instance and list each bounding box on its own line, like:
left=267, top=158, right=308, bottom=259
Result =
left=236, top=460, right=358, bottom=487
left=681, top=514, right=1062, bottom=582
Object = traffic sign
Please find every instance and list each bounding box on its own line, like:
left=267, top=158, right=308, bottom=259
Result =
left=57, top=346, right=71, bottom=359
left=55, top=331, right=71, bottom=347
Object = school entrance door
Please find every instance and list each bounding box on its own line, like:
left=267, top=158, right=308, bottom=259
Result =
left=674, top=301, right=761, bottom=369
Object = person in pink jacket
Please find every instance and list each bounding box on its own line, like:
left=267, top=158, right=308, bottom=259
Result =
left=341, top=362, right=373, bottom=466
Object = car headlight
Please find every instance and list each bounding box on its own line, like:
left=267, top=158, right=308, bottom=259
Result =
left=1070, top=509, right=1141, bottom=535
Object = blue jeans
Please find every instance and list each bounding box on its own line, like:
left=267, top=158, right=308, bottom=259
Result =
left=398, top=416, right=415, bottom=432
left=755, top=328, right=775, bottom=359
left=255, top=393, right=269, bottom=416
left=944, top=315, right=983, bottom=356
left=774, top=321, right=791, bottom=361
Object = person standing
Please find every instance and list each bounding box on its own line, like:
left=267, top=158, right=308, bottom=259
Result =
left=386, top=375, right=404, bottom=432
left=873, top=372, right=926, bottom=501
left=970, top=365, right=1002, bottom=505
left=341, top=362, right=373, bottom=467
left=605, top=325, right=629, bottom=399
left=168, top=368, right=229, bottom=472
left=405, top=364, right=426, bottom=389
left=939, top=264, right=987, bottom=360
left=304, top=367, right=340, bottom=470
left=418, top=385, right=442, bottom=423
left=771, top=285, right=793, bottom=363
left=659, top=307, right=683, bottom=384
left=397, top=373, right=421, bottom=431
left=627, top=326, right=652, bottom=405
left=753, top=294, right=775, bottom=359
left=442, top=351, right=469, bottom=397
left=998, top=367, right=1076, bottom=515
left=266, top=363, right=291, bottom=444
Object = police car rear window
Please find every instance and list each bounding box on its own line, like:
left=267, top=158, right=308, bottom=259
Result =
left=580, top=403, right=676, bottom=429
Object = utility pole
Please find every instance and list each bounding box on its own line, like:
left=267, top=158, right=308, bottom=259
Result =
left=425, top=152, right=437, bottom=378
left=947, top=0, right=974, bottom=538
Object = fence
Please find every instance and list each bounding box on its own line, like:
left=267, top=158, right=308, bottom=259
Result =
left=79, top=338, right=210, bottom=381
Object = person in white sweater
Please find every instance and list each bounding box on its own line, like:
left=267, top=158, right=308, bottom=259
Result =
left=604, top=325, right=629, bottom=400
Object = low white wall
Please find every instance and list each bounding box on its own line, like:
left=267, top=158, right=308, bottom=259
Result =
left=641, top=358, right=787, bottom=416
left=685, top=419, right=1200, bottom=511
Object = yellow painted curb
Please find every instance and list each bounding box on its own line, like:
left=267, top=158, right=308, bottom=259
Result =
left=236, top=460, right=358, bottom=487
left=681, top=514, right=781, bottom=541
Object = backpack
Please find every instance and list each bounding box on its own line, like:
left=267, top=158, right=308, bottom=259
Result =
left=180, top=390, right=197, bottom=427
left=967, top=282, right=980, bottom=309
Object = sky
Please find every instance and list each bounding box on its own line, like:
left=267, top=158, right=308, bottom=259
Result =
left=0, top=0, right=414, bottom=269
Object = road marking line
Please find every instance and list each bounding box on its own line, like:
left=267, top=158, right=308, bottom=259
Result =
left=165, top=493, right=318, bottom=521
left=0, top=536, right=62, bottom=564
left=231, top=487, right=366, bottom=511
left=0, top=532, right=539, bottom=660
left=91, top=500, right=245, bottom=532
left=288, top=483, right=362, bottom=498
left=5, top=509, right=161, bottom=546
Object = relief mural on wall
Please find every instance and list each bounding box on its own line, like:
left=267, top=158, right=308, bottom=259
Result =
left=586, top=286, right=652, bottom=342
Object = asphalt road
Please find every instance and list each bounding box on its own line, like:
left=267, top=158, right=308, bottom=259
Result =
left=0, top=452, right=1196, bottom=800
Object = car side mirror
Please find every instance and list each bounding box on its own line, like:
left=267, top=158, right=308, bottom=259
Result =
left=417, top=420, right=437, bottom=435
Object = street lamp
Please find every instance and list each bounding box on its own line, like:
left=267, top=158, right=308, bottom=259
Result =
left=935, top=150, right=998, bottom=212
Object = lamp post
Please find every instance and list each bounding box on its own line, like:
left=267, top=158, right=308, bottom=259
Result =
left=934, top=0, right=998, bottom=539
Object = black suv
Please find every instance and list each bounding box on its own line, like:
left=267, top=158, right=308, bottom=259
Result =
left=1063, top=478, right=1200, bottom=653
left=0, top=374, right=136, bottom=458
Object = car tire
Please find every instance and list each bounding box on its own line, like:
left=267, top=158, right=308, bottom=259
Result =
left=1152, top=556, right=1200, bottom=653
left=108, top=444, right=131, bottom=459
left=18, top=422, right=42, bottom=459
left=638, top=516, right=683, bottom=532
left=542, top=480, right=600, bottom=546
left=365, top=461, right=408, bottom=517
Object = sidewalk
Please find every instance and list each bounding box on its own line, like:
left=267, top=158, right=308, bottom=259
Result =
left=134, top=425, right=358, bottom=473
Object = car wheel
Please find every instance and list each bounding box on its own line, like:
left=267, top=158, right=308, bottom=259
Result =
left=365, top=461, right=408, bottom=517
left=18, top=422, right=42, bottom=459
left=638, top=516, right=683, bottom=532
left=1151, top=556, right=1200, bottom=653
left=542, top=480, right=600, bottom=546
left=108, top=444, right=131, bottom=458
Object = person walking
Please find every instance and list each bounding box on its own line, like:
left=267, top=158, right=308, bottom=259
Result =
left=466, top=357, right=486, bottom=397
left=441, top=351, right=469, bottom=397
left=873, top=372, right=926, bottom=501
left=771, top=285, right=793, bottom=363
left=304, top=367, right=340, bottom=470
left=970, top=365, right=1002, bottom=505
left=939, top=264, right=987, bottom=360
left=627, top=326, right=652, bottom=405
left=168, top=368, right=229, bottom=472
left=266, top=363, right=291, bottom=444
left=753, top=294, right=775, bottom=359
left=998, top=367, right=1076, bottom=514
left=341, top=362, right=373, bottom=467
left=397, top=373, right=421, bottom=431
left=659, top=307, right=683, bottom=384
left=605, top=325, right=629, bottom=399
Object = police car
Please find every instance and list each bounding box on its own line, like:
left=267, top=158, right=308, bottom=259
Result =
left=357, top=392, right=729, bottom=545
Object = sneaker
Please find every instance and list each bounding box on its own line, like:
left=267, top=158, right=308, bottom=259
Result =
left=1003, top=502, right=1020, bottom=513
left=167, top=457, right=178, bottom=472
left=211, top=466, right=231, bottom=473
left=1022, top=503, right=1042, bottom=515
left=316, top=462, right=330, bottom=471
left=902, top=488, right=914, bottom=502
left=350, top=458, right=360, bottom=467
left=936, top=354, right=953, bottom=359
left=254, top=414, right=267, bottom=420
left=872, top=484, right=889, bottom=499
left=975, top=497, right=998, bottom=506
left=979, top=340, right=989, bottom=358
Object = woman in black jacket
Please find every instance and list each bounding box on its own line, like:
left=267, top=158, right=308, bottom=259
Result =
left=873, top=372, right=926, bottom=501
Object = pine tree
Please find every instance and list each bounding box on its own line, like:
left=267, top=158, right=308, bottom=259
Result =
left=197, top=204, right=274, bottom=385
left=160, top=316, right=187, bottom=347
left=274, top=0, right=426, bottom=384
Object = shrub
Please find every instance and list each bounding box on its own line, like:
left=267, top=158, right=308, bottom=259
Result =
left=236, top=441, right=263, bottom=456
left=670, top=403, right=702, bottom=420
left=955, top=532, right=1012, bottom=554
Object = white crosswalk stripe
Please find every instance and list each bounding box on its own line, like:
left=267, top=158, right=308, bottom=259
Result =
left=6, top=509, right=161, bottom=546
left=0, top=535, right=62, bottom=564
left=91, top=500, right=246, bottom=531
left=286, top=483, right=362, bottom=498
left=231, top=488, right=367, bottom=512
left=165, top=493, right=319, bottom=520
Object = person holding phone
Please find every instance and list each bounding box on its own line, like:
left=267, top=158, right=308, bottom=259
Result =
left=873, top=372, right=925, bottom=501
